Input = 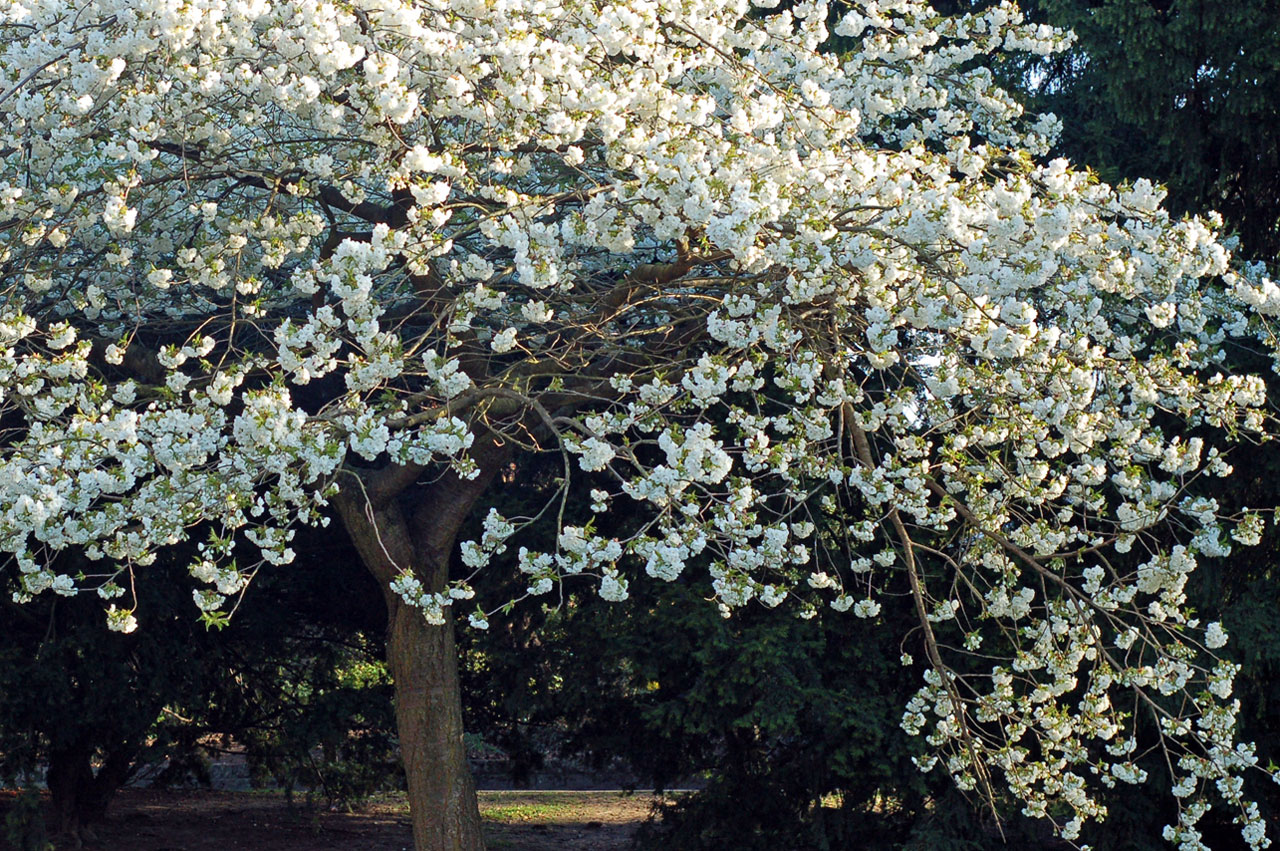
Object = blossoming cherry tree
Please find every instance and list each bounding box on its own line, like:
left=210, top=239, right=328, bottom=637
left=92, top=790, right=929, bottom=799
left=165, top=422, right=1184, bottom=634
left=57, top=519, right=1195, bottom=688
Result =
left=0, top=0, right=1277, bottom=848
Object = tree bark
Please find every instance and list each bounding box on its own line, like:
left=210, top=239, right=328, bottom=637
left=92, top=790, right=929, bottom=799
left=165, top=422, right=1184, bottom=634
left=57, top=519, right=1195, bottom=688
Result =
left=46, top=740, right=133, bottom=839
left=385, top=592, right=484, bottom=851
left=46, top=742, right=93, bottom=835
left=334, top=441, right=507, bottom=851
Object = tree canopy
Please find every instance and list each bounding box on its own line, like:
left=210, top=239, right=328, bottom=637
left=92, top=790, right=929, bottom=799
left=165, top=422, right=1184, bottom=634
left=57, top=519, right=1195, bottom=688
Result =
left=1, top=0, right=1278, bottom=847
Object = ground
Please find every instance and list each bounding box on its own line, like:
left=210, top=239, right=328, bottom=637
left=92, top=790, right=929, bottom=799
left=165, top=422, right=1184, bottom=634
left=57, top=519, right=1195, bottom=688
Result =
left=6, top=789, right=660, bottom=850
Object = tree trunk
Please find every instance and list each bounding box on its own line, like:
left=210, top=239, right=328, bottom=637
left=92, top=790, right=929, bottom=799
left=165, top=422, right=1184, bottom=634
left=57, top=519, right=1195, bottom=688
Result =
left=386, top=594, right=485, bottom=851
left=46, top=742, right=93, bottom=835
left=46, top=741, right=132, bottom=840
left=335, top=490, right=488, bottom=851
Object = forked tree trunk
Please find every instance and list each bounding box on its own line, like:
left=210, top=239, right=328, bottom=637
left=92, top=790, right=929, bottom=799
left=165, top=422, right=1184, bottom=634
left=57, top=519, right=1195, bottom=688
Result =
left=335, top=452, right=502, bottom=851
left=46, top=740, right=135, bottom=839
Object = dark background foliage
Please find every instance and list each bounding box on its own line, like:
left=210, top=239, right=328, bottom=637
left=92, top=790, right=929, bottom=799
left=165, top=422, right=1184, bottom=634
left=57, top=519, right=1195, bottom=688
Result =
left=0, top=529, right=398, bottom=842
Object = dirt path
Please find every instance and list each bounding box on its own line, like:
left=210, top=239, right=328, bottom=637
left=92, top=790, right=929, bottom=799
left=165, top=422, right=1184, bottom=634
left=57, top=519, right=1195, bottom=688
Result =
left=55, top=789, right=657, bottom=850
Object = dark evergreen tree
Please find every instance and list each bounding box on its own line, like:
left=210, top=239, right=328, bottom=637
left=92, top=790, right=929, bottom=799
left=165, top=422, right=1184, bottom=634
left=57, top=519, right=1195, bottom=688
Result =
left=1013, top=0, right=1280, bottom=259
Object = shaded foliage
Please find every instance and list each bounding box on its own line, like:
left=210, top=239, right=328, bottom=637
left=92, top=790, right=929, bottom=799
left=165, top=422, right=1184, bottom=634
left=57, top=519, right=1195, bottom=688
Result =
left=0, top=529, right=400, bottom=836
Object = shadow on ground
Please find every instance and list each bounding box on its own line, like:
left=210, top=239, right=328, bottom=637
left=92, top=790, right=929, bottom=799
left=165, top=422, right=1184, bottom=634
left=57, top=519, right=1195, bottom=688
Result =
left=3, top=788, right=661, bottom=850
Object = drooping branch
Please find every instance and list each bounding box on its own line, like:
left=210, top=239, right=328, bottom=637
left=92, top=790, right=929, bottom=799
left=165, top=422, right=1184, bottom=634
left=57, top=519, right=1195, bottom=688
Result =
left=842, top=404, right=1001, bottom=815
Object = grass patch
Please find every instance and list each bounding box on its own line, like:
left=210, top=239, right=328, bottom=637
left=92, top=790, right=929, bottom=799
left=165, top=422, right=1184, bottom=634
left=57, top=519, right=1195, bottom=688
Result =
left=482, top=801, right=570, bottom=822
